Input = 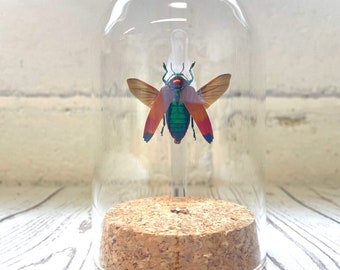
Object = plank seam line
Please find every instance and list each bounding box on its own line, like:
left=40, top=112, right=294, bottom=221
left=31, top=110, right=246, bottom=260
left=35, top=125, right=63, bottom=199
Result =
left=0, top=186, right=64, bottom=223
left=268, top=211, right=340, bottom=268
left=267, top=254, right=286, bottom=270
left=279, top=186, right=340, bottom=224
left=79, top=242, right=92, bottom=270
left=267, top=217, right=327, bottom=269
left=17, top=247, right=76, bottom=270
left=310, top=187, right=340, bottom=208
left=268, top=206, right=340, bottom=257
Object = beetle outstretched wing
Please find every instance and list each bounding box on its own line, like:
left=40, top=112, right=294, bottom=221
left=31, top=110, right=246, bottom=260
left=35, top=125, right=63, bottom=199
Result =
left=197, top=74, right=231, bottom=109
left=143, top=86, right=174, bottom=142
left=180, top=86, right=214, bottom=143
left=127, top=78, right=159, bottom=108
left=127, top=79, right=173, bottom=142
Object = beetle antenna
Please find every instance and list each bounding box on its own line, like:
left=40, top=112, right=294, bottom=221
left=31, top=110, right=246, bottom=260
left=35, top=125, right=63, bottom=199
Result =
left=180, top=63, right=184, bottom=73
left=170, top=63, right=175, bottom=74
left=162, top=62, right=168, bottom=83
left=188, top=62, right=196, bottom=84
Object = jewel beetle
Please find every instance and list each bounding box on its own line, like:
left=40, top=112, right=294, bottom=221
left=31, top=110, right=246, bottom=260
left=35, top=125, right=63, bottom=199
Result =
left=127, top=62, right=231, bottom=144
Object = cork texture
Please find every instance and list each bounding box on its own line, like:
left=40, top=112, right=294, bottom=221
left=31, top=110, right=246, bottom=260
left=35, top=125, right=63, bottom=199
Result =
left=100, top=196, right=261, bottom=270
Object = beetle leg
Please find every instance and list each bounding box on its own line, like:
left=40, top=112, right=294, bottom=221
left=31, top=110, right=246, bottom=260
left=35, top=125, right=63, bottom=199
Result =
left=160, top=116, right=165, bottom=136
left=191, top=117, right=196, bottom=140
left=188, top=62, right=196, bottom=84
left=162, top=63, right=168, bottom=84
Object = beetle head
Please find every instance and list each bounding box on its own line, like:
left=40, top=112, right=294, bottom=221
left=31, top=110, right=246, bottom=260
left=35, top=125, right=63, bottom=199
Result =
left=168, top=76, right=187, bottom=90
left=162, top=62, right=195, bottom=88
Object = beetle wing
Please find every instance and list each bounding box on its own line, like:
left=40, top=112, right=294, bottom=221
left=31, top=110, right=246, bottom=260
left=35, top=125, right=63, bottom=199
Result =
left=197, top=74, right=231, bottom=109
left=144, top=86, right=174, bottom=142
left=180, top=86, right=213, bottom=143
left=127, top=78, right=159, bottom=108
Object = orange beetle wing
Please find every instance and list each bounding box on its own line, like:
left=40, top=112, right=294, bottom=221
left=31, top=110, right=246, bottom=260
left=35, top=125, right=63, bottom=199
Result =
left=180, top=86, right=213, bottom=143
left=127, top=78, right=159, bottom=108
left=143, top=86, right=174, bottom=142
left=197, top=74, right=231, bottom=109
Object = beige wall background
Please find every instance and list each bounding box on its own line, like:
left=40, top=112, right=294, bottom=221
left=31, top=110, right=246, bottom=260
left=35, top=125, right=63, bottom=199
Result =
left=0, top=0, right=339, bottom=185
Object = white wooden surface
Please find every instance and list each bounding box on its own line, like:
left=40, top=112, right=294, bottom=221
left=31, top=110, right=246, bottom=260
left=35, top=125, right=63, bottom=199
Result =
left=0, top=184, right=339, bottom=270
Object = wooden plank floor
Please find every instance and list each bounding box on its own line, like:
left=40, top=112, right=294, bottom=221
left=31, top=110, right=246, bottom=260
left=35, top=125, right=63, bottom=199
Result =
left=0, top=184, right=339, bottom=270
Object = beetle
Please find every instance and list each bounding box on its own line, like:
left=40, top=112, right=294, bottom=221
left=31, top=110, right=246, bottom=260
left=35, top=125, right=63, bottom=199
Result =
left=127, top=62, right=231, bottom=144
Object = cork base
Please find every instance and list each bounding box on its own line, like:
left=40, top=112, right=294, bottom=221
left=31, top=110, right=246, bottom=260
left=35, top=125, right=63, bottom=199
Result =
left=100, top=197, right=261, bottom=270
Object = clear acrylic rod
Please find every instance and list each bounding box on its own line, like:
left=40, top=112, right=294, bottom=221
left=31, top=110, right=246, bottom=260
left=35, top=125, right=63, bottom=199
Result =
left=167, top=29, right=191, bottom=197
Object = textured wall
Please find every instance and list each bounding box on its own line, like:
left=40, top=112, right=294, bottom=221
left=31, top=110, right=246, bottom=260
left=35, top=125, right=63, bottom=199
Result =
left=0, top=0, right=339, bottom=185
left=1, top=0, right=340, bottom=97
left=260, top=0, right=340, bottom=97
